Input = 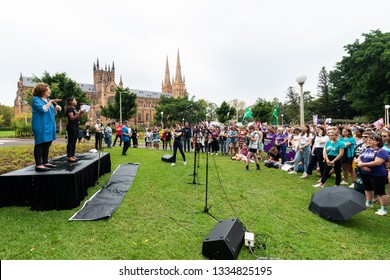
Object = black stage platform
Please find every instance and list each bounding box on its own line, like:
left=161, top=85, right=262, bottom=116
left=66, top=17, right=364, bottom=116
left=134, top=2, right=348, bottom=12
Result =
left=0, top=152, right=111, bottom=211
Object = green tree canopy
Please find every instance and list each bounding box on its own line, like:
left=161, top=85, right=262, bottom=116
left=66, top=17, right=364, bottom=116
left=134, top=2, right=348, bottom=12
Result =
left=329, top=29, right=390, bottom=120
left=250, top=98, right=273, bottom=124
left=32, top=72, right=88, bottom=119
left=100, top=87, right=137, bottom=122
left=0, top=104, right=13, bottom=127
left=215, top=101, right=236, bottom=124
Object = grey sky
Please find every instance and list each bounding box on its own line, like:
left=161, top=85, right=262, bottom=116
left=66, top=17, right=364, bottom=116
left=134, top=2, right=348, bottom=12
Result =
left=1, top=0, right=390, bottom=107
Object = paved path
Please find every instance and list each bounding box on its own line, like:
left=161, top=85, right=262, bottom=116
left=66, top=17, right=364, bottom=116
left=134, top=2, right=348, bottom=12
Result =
left=0, top=138, right=67, bottom=147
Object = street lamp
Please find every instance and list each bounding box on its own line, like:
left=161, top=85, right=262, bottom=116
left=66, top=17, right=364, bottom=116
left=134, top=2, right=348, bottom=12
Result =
left=296, top=74, right=307, bottom=127
left=385, top=105, right=390, bottom=126
left=281, top=114, right=284, bottom=126
left=119, top=91, right=122, bottom=124
left=182, top=117, right=184, bottom=126
left=160, top=111, right=164, bottom=130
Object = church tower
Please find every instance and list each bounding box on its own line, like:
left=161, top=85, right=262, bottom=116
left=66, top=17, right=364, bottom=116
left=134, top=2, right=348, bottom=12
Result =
left=162, top=49, right=187, bottom=98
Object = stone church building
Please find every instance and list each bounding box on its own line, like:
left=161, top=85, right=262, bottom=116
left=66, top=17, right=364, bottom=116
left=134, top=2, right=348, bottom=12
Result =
left=14, top=50, right=187, bottom=127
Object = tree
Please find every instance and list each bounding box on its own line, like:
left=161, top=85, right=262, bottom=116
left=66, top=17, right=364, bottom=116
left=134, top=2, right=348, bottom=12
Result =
left=329, top=29, right=390, bottom=120
left=215, top=101, right=236, bottom=124
left=283, top=87, right=299, bottom=124
left=316, top=66, right=331, bottom=116
left=0, top=104, right=13, bottom=127
left=250, top=98, right=273, bottom=124
left=228, top=99, right=246, bottom=121
left=100, top=87, right=137, bottom=122
left=32, top=72, right=88, bottom=133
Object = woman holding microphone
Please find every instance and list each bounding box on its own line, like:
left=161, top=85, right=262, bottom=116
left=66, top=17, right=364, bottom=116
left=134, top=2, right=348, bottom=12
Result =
left=66, top=96, right=84, bottom=162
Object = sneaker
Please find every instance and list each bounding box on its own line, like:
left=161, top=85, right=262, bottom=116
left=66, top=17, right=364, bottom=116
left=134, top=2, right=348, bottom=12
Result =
left=365, top=201, right=373, bottom=208
left=340, top=181, right=348, bottom=185
left=313, top=183, right=324, bottom=188
left=348, top=183, right=355, bottom=188
left=300, top=173, right=308, bottom=179
left=243, top=167, right=249, bottom=171
left=375, top=209, right=388, bottom=216
left=288, top=171, right=297, bottom=175
left=317, top=178, right=322, bottom=183
left=171, top=163, right=176, bottom=166
left=183, top=161, right=187, bottom=166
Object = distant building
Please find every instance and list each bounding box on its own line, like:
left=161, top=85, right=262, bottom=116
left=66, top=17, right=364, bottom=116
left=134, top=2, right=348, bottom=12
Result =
left=13, top=50, right=187, bottom=127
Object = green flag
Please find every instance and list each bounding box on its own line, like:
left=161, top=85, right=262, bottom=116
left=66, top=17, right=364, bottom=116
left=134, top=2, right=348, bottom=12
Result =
left=272, top=105, right=279, bottom=125
left=243, top=108, right=253, bottom=120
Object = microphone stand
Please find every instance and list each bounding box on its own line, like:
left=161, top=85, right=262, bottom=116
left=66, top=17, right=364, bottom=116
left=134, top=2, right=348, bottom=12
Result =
left=88, top=106, right=104, bottom=185
left=185, top=107, right=218, bottom=221
left=187, top=127, right=201, bottom=188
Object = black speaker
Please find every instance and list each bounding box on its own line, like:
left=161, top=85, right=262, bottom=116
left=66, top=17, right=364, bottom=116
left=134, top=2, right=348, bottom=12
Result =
left=161, top=154, right=174, bottom=162
left=202, top=218, right=246, bottom=260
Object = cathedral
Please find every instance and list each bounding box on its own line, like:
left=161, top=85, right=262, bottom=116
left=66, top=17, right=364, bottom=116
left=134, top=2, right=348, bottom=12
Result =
left=14, top=50, right=187, bottom=127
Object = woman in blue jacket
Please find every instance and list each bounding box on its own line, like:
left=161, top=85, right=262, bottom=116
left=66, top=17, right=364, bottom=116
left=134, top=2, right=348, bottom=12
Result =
left=31, top=83, right=61, bottom=171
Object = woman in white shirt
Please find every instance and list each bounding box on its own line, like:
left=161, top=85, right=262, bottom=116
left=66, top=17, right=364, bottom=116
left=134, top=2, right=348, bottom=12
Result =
left=289, top=125, right=313, bottom=178
left=306, top=126, right=329, bottom=179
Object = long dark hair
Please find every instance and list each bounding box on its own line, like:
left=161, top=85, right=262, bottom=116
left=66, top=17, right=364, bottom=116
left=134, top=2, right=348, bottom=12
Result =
left=66, top=96, right=75, bottom=109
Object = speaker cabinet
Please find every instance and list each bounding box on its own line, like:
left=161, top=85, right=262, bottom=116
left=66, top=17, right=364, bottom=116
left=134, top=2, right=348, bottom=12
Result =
left=202, top=218, right=246, bottom=260
left=161, top=154, right=174, bottom=162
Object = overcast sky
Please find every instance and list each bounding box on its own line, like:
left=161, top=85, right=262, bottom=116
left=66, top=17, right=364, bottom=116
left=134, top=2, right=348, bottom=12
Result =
left=1, top=0, right=390, bottom=108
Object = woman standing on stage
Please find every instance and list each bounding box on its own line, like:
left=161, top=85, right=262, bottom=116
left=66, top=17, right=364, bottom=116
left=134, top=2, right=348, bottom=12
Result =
left=31, top=83, right=61, bottom=172
left=66, top=96, right=84, bottom=162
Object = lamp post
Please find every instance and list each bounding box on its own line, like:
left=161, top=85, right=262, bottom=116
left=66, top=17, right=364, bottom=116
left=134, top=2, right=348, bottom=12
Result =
left=296, top=74, right=307, bottom=127
left=182, top=117, right=184, bottom=126
left=161, top=111, right=164, bottom=130
left=119, top=90, right=122, bottom=124
left=281, top=114, right=284, bottom=126
left=385, top=105, right=390, bottom=126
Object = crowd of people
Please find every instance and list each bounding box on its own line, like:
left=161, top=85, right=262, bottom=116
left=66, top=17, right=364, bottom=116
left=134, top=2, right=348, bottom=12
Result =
left=30, top=82, right=390, bottom=216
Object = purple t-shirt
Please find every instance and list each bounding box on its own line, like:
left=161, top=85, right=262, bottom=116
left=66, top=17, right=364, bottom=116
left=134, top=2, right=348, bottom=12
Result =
left=360, top=148, right=389, bottom=176
left=275, top=132, right=288, bottom=147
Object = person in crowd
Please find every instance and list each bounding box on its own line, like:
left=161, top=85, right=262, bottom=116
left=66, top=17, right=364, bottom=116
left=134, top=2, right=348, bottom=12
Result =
left=353, top=130, right=373, bottom=194
left=264, top=146, right=283, bottom=168
left=289, top=127, right=301, bottom=151
left=66, top=96, right=84, bottom=162
left=219, top=126, right=227, bottom=156
left=306, top=126, right=329, bottom=180
left=131, top=127, right=138, bottom=148
left=153, top=126, right=160, bottom=150
left=163, top=127, right=172, bottom=151
left=340, top=127, right=356, bottom=185
left=210, top=127, right=219, bottom=155
left=121, top=121, right=131, bottom=156
left=161, top=128, right=166, bottom=150
left=113, top=122, right=123, bottom=147
left=257, top=127, right=264, bottom=161
left=194, top=126, right=204, bottom=153
left=313, top=131, right=345, bottom=188
left=83, top=124, right=91, bottom=142
left=381, top=130, right=390, bottom=187
left=289, top=124, right=313, bottom=178
left=274, top=127, right=288, bottom=163
left=243, top=124, right=261, bottom=171
left=228, top=125, right=239, bottom=156
left=355, top=133, right=389, bottom=215
left=171, top=122, right=186, bottom=166
left=232, top=143, right=249, bottom=161
left=95, top=119, right=104, bottom=150
left=77, top=127, right=84, bottom=143
left=104, top=122, right=113, bottom=148
left=31, top=83, right=61, bottom=171
left=145, top=128, right=153, bottom=148
left=183, top=122, right=192, bottom=152
left=238, top=128, right=247, bottom=150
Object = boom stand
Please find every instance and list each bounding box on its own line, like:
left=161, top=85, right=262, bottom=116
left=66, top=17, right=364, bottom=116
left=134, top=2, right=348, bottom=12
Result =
left=186, top=107, right=218, bottom=221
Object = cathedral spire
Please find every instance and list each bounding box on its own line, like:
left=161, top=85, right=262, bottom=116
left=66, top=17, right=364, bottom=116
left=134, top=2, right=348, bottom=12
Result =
left=164, top=55, right=171, bottom=87
left=175, top=49, right=183, bottom=83
left=119, top=74, right=123, bottom=89
left=96, top=58, right=100, bottom=69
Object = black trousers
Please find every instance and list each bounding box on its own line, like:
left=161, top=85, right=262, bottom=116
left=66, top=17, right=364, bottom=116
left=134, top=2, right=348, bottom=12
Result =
left=122, top=140, right=130, bottom=155
left=95, top=133, right=103, bottom=150
left=307, top=147, right=325, bottom=176
left=113, top=135, right=122, bottom=146
left=67, top=125, right=78, bottom=158
left=173, top=140, right=186, bottom=163
left=321, top=155, right=342, bottom=186
left=34, top=141, right=52, bottom=166
left=184, top=138, right=191, bottom=152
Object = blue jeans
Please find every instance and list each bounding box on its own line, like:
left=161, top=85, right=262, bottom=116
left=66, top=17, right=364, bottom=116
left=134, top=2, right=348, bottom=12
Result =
left=294, top=146, right=311, bottom=173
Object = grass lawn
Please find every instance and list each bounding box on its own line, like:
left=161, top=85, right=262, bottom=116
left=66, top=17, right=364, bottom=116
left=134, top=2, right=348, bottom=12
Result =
left=0, top=131, right=15, bottom=137
left=0, top=144, right=389, bottom=260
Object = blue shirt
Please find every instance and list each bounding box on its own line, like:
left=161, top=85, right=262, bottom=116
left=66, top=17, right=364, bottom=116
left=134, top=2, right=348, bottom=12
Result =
left=325, top=140, right=345, bottom=157
left=121, top=126, right=130, bottom=142
left=360, top=148, right=389, bottom=176
left=340, top=136, right=356, bottom=158
left=31, top=96, right=57, bottom=144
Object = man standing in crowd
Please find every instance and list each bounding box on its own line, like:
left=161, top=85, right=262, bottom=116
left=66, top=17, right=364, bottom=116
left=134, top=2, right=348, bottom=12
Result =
left=113, top=122, right=123, bottom=147
left=183, top=122, right=192, bottom=152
